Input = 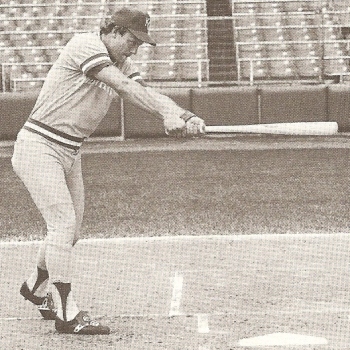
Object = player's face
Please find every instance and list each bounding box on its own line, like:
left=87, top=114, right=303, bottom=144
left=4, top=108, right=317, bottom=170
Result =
left=109, top=30, right=143, bottom=64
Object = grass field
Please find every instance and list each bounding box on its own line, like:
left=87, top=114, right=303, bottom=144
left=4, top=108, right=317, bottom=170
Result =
left=0, top=136, right=350, bottom=349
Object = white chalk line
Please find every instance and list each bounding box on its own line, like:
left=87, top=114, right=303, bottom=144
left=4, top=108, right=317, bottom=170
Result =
left=198, top=314, right=210, bottom=334
left=169, top=272, right=184, bottom=317
left=2, top=307, right=350, bottom=322
left=1, top=232, right=350, bottom=247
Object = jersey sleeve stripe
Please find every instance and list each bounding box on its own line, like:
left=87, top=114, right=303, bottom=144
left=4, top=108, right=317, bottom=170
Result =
left=80, top=53, right=112, bottom=74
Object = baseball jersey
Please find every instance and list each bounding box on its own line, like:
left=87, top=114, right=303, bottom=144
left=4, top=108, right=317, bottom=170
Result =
left=24, top=32, right=141, bottom=145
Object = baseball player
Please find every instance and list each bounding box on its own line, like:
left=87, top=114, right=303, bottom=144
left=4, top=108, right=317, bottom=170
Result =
left=12, top=7, right=205, bottom=335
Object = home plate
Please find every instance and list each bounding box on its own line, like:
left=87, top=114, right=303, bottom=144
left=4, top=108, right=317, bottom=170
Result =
left=239, top=333, right=328, bottom=347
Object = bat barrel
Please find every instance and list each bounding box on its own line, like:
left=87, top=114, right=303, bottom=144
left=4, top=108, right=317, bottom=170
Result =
left=205, top=122, right=338, bottom=136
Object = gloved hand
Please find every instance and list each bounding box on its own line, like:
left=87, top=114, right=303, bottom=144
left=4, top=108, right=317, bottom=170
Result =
left=163, top=116, right=186, bottom=137
left=180, top=111, right=206, bottom=136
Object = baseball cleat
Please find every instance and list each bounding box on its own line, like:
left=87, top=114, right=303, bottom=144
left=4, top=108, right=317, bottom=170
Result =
left=20, top=281, right=44, bottom=305
left=38, top=293, right=57, bottom=320
left=55, top=311, right=110, bottom=335
left=20, top=282, right=57, bottom=320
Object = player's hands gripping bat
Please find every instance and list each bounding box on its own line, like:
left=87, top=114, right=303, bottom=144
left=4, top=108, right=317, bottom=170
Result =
left=180, top=111, right=206, bottom=136
left=119, top=83, right=205, bottom=137
left=164, top=112, right=206, bottom=137
left=163, top=116, right=186, bottom=137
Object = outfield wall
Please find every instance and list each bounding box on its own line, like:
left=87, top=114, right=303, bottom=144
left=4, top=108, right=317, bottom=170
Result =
left=1, top=85, right=350, bottom=141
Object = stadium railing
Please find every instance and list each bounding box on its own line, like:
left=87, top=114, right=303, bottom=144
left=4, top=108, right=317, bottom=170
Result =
left=236, top=54, right=350, bottom=84
left=3, top=58, right=209, bottom=92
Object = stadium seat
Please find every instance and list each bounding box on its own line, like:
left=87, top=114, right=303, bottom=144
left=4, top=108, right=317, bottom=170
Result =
left=179, top=25, right=207, bottom=45
left=19, top=0, right=43, bottom=3
left=177, top=1, right=206, bottom=15
left=1, top=19, right=18, bottom=32
left=80, top=17, right=103, bottom=31
left=235, top=15, right=257, bottom=28
left=10, top=33, right=36, bottom=47
left=236, top=28, right=259, bottom=42
left=263, top=27, right=286, bottom=42
left=148, top=2, right=176, bottom=15
left=177, top=44, right=207, bottom=60
left=151, top=29, right=177, bottom=45
left=240, top=61, right=268, bottom=79
left=234, top=2, right=256, bottom=14
left=152, top=45, right=177, bottom=62
left=324, top=58, right=349, bottom=75
left=148, top=62, right=178, bottom=81
left=21, top=47, right=47, bottom=64
left=8, top=65, right=28, bottom=80
left=334, top=2, right=350, bottom=25
left=25, top=63, right=51, bottom=78
left=295, top=59, right=320, bottom=77
left=39, top=17, right=60, bottom=31
left=25, top=4, right=45, bottom=17
left=44, top=47, right=62, bottom=62
left=269, top=60, right=295, bottom=78
left=35, top=32, right=62, bottom=47
left=177, top=61, right=208, bottom=81
left=11, top=78, right=44, bottom=92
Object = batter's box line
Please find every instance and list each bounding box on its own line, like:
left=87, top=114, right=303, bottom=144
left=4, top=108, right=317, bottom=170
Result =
left=2, top=231, right=350, bottom=247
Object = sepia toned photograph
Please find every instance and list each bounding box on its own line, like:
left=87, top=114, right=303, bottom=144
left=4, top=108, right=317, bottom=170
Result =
left=0, top=0, right=350, bottom=349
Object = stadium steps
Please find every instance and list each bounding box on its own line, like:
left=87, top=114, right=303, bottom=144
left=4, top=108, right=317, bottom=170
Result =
left=206, top=0, right=237, bottom=81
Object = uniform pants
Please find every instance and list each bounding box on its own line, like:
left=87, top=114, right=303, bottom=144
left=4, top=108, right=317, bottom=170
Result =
left=11, top=128, right=84, bottom=283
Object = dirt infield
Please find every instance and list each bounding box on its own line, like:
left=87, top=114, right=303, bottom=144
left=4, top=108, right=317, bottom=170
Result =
left=2, top=234, right=350, bottom=349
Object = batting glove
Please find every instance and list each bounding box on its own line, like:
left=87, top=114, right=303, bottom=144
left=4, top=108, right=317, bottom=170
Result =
left=163, top=116, right=186, bottom=137
left=180, top=111, right=206, bottom=136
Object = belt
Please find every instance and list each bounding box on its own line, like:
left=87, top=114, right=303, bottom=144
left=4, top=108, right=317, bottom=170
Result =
left=23, top=118, right=85, bottom=151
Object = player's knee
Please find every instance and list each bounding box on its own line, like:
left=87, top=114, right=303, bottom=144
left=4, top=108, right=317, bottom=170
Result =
left=45, top=203, right=77, bottom=246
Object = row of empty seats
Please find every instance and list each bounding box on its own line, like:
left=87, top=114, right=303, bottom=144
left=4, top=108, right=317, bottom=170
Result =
left=0, top=0, right=209, bottom=91
left=2, top=0, right=350, bottom=89
left=233, top=0, right=350, bottom=81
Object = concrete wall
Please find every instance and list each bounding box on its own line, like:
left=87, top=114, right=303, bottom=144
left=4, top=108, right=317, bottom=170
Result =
left=327, top=85, right=350, bottom=131
left=191, top=86, right=259, bottom=126
left=0, top=91, right=122, bottom=140
left=0, top=91, right=37, bottom=140
left=1, top=84, right=349, bottom=141
left=259, top=85, right=328, bottom=123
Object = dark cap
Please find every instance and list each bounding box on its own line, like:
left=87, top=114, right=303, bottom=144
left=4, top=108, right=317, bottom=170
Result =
left=109, top=7, right=156, bottom=46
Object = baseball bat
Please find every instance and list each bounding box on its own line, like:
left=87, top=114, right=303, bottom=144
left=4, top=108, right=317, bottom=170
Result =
left=205, top=122, right=338, bottom=136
